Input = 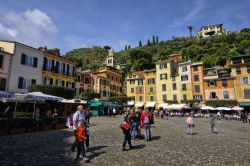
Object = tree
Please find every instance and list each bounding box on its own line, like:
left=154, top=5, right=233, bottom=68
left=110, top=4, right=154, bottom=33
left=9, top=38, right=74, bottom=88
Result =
left=152, top=35, right=156, bottom=45
left=103, top=46, right=111, bottom=50
left=147, top=38, right=151, bottom=46
left=125, top=45, right=128, bottom=50
left=128, top=45, right=131, bottom=49
left=156, top=36, right=159, bottom=44
left=187, top=26, right=194, bottom=38
left=128, top=49, right=154, bottom=71
left=139, top=40, right=142, bottom=47
left=80, top=92, right=100, bottom=100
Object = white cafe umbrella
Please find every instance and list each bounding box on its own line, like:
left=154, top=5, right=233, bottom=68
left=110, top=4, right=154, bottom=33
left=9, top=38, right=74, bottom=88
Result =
left=216, top=107, right=232, bottom=111
left=200, top=106, right=216, bottom=110
left=232, top=106, right=244, bottom=111
left=12, top=93, right=28, bottom=118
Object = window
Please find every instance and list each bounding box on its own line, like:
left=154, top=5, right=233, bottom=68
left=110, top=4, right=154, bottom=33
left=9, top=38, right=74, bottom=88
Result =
left=222, top=79, right=227, bottom=87
left=194, top=85, right=200, bottom=93
left=247, top=66, right=250, bottom=73
left=138, top=79, right=143, bottom=85
left=210, top=92, right=217, bottom=99
left=172, top=77, right=176, bottom=82
left=162, top=84, right=166, bottom=91
left=244, top=89, right=250, bottom=99
left=18, top=77, right=36, bottom=89
left=21, top=54, right=38, bottom=68
left=77, top=75, right=81, bottom=82
left=44, top=77, right=50, bottom=85
left=172, top=83, right=177, bottom=90
left=150, top=96, right=154, bottom=101
left=223, top=91, right=229, bottom=99
left=130, top=80, right=135, bottom=84
left=160, top=74, right=167, bottom=80
left=131, top=88, right=134, bottom=93
left=183, top=94, right=187, bottom=100
left=208, top=80, right=217, bottom=87
left=0, top=55, right=3, bottom=69
left=160, top=64, right=167, bottom=69
left=148, top=78, right=155, bottom=84
left=193, top=95, right=202, bottom=100
left=182, top=66, right=187, bottom=72
left=194, top=75, right=199, bottom=81
left=193, top=66, right=198, bottom=72
left=163, top=95, right=167, bottom=101
left=149, top=87, right=154, bottom=93
left=139, top=96, right=143, bottom=101
left=241, top=77, right=249, bottom=85
left=138, top=87, right=143, bottom=93
left=181, top=75, right=188, bottom=81
left=173, top=95, right=177, bottom=101
left=0, top=78, right=6, bottom=90
left=182, top=84, right=187, bottom=90
left=236, top=67, right=241, bottom=74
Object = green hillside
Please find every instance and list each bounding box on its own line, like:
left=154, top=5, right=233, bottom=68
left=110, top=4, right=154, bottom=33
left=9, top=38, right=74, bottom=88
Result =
left=66, top=28, right=250, bottom=72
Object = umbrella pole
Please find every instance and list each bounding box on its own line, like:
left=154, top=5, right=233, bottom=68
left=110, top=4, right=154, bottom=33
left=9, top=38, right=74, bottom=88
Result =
left=14, top=101, right=17, bottom=118
left=33, top=101, right=36, bottom=118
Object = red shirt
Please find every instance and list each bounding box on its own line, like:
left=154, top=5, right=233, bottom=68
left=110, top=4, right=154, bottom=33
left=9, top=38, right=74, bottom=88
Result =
left=141, top=113, right=150, bottom=127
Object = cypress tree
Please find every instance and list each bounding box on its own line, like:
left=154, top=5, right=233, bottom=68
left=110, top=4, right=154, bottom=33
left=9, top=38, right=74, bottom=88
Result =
left=147, top=38, right=151, bottom=46
left=125, top=45, right=127, bottom=50
left=139, top=40, right=142, bottom=47
left=156, top=36, right=159, bottom=44
left=128, top=45, right=131, bottom=49
left=152, top=35, right=156, bottom=45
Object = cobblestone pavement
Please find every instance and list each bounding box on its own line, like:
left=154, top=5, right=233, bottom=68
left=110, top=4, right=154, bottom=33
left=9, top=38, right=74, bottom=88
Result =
left=0, top=116, right=250, bottom=166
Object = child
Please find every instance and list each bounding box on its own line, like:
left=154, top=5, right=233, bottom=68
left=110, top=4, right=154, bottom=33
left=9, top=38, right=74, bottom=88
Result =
left=120, top=118, right=134, bottom=151
left=76, top=121, right=89, bottom=161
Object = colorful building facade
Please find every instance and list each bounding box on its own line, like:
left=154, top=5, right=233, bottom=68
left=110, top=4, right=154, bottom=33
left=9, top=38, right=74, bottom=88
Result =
left=0, top=48, right=12, bottom=91
left=76, top=70, right=94, bottom=96
left=230, top=55, right=250, bottom=107
left=93, top=66, right=122, bottom=97
left=92, top=75, right=110, bottom=100
left=191, top=62, right=204, bottom=101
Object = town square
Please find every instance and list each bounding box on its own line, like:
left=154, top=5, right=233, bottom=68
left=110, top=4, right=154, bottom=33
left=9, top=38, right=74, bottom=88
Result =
left=1, top=0, right=250, bottom=165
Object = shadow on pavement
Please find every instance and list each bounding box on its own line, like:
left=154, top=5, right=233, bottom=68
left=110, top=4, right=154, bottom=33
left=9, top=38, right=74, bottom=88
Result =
left=88, top=145, right=108, bottom=152
left=88, top=151, right=106, bottom=161
left=134, top=144, right=146, bottom=149
left=151, top=136, right=161, bottom=141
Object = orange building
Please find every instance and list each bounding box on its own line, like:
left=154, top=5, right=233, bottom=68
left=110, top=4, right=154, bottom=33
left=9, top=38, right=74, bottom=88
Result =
left=93, top=66, right=122, bottom=96
left=203, top=68, right=236, bottom=100
left=191, top=62, right=204, bottom=101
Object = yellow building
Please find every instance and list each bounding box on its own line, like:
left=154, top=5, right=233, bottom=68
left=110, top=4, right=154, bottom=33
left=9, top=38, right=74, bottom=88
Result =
left=126, top=71, right=145, bottom=107
left=156, top=59, right=172, bottom=104
left=144, top=69, right=157, bottom=109
left=230, top=55, right=250, bottom=108
left=41, top=48, right=76, bottom=89
left=178, top=61, right=193, bottom=102
left=76, top=70, right=94, bottom=96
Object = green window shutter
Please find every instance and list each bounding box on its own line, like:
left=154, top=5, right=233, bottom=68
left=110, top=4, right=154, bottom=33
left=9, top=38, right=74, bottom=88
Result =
left=31, top=79, right=36, bottom=85
left=62, top=80, right=65, bottom=87
left=18, top=77, right=24, bottom=89
left=33, top=57, right=38, bottom=67
left=21, top=54, right=26, bottom=65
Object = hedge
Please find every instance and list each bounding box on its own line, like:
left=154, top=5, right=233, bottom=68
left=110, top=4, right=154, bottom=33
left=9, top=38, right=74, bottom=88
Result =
left=28, top=85, right=75, bottom=99
left=205, top=100, right=238, bottom=107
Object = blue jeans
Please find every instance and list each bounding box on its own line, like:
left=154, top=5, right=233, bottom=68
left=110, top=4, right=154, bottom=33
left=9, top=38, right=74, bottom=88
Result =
left=143, top=124, right=151, bottom=141
left=77, top=141, right=86, bottom=157
left=130, top=123, right=137, bottom=139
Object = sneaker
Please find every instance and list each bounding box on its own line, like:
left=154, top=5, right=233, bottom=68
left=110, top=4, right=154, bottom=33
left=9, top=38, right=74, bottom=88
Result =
left=84, top=157, right=89, bottom=162
left=75, top=156, right=82, bottom=161
left=122, top=147, right=126, bottom=151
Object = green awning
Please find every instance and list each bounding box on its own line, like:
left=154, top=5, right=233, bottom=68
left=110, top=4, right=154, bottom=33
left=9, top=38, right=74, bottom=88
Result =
left=104, top=102, right=116, bottom=108
left=90, top=101, right=103, bottom=107
left=239, top=102, right=250, bottom=106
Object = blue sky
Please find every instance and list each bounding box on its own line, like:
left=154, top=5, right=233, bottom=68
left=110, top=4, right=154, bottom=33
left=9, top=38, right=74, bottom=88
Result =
left=0, top=0, right=250, bottom=54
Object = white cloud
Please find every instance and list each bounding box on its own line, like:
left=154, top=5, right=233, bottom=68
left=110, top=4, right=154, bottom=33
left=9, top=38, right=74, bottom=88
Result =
left=0, top=9, right=57, bottom=48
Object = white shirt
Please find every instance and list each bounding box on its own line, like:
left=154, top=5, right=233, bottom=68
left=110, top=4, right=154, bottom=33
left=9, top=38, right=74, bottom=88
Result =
left=73, top=111, right=85, bottom=130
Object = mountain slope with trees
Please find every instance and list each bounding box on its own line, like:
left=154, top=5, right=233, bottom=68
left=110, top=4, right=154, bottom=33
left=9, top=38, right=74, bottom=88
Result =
left=66, top=28, right=250, bottom=72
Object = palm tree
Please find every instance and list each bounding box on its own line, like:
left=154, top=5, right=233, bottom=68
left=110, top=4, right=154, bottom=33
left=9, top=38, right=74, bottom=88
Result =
left=187, top=26, right=194, bottom=38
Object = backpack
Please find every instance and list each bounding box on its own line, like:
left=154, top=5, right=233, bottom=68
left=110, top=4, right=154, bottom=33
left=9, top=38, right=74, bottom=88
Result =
left=120, top=122, right=130, bottom=130
left=69, top=114, right=74, bottom=126
left=144, top=116, right=149, bottom=124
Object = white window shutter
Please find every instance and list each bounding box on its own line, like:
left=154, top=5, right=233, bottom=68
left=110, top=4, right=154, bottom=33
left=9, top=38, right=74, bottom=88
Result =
left=240, top=77, right=243, bottom=84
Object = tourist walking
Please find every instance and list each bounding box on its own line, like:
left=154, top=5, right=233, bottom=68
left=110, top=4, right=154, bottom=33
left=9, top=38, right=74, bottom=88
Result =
left=185, top=113, right=194, bottom=135
left=141, top=110, right=151, bottom=141
left=120, top=118, right=134, bottom=151
left=210, top=115, right=217, bottom=133
left=76, top=121, right=89, bottom=161
left=113, top=107, right=117, bottom=118
left=71, top=105, right=86, bottom=152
